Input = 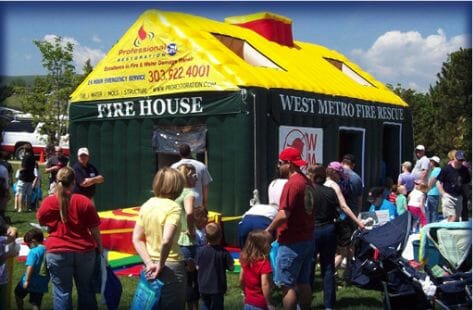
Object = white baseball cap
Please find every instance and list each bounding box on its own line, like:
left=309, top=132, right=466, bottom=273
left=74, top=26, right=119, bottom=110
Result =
left=430, top=156, right=440, bottom=164
left=77, top=147, right=89, bottom=156
left=415, top=145, right=425, bottom=151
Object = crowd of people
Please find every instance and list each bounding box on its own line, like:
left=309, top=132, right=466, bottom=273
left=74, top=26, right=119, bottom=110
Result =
left=0, top=142, right=471, bottom=310
left=0, top=144, right=105, bottom=310
left=236, top=145, right=471, bottom=310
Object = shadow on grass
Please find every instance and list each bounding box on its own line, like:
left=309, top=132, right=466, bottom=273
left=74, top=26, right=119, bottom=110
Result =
left=337, top=296, right=383, bottom=309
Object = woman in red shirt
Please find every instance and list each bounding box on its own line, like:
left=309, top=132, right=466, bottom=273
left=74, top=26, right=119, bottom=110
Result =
left=37, top=166, right=102, bottom=310
left=239, top=230, right=275, bottom=310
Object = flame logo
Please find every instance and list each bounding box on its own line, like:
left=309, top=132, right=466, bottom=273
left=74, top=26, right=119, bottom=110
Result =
left=138, top=25, right=147, bottom=40
left=133, top=25, right=155, bottom=47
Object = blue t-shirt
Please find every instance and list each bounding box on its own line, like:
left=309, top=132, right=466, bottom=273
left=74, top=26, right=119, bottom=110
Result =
left=427, top=167, right=441, bottom=196
left=369, top=199, right=397, bottom=221
left=20, top=245, right=49, bottom=293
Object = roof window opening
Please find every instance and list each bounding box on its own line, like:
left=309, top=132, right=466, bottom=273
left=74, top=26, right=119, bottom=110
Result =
left=325, top=58, right=374, bottom=87
left=213, top=33, right=283, bottom=70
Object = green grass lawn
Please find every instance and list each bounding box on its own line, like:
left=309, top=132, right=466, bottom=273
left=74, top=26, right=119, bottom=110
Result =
left=5, top=162, right=384, bottom=309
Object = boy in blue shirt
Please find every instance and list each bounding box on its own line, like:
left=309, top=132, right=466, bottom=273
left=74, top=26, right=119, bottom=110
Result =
left=15, top=228, right=48, bottom=310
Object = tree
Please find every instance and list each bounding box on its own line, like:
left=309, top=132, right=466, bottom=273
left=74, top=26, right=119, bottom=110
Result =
left=387, top=83, right=433, bottom=152
left=0, top=85, right=14, bottom=104
left=429, top=48, right=472, bottom=158
left=16, top=36, right=78, bottom=145
left=82, top=59, right=94, bottom=78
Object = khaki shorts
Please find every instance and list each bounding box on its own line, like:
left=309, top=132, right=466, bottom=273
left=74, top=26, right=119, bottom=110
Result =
left=442, top=193, right=463, bottom=218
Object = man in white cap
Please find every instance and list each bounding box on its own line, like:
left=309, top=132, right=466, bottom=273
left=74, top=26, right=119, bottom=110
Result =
left=412, top=144, right=430, bottom=183
left=72, top=147, right=104, bottom=203
left=425, top=156, right=441, bottom=223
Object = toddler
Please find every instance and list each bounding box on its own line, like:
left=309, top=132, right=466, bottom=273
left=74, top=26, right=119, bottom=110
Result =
left=15, top=228, right=49, bottom=310
left=195, top=222, right=234, bottom=310
left=396, top=185, right=408, bottom=216
left=387, top=184, right=398, bottom=204
left=408, top=181, right=427, bottom=228
left=240, top=230, right=275, bottom=310
left=194, top=207, right=208, bottom=247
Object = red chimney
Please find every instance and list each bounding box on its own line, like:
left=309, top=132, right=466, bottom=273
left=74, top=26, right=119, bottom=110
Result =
left=225, top=12, right=294, bottom=47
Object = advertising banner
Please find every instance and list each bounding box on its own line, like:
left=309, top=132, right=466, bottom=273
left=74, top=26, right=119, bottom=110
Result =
left=69, top=92, right=243, bottom=122
left=279, top=126, right=323, bottom=170
left=70, top=11, right=239, bottom=102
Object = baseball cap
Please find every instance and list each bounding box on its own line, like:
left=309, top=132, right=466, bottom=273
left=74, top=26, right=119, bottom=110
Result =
left=429, top=156, right=440, bottom=164
left=415, top=145, right=425, bottom=151
left=455, top=150, right=466, bottom=161
left=279, top=147, right=307, bottom=167
left=367, top=187, right=384, bottom=203
left=77, top=147, right=89, bottom=156
left=328, top=161, right=344, bottom=173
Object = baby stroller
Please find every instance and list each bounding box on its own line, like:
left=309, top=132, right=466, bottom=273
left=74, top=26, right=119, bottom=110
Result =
left=421, top=221, right=472, bottom=309
left=349, top=213, right=434, bottom=309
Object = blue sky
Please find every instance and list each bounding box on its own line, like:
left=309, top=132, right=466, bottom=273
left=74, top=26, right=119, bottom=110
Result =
left=1, top=1, right=471, bottom=92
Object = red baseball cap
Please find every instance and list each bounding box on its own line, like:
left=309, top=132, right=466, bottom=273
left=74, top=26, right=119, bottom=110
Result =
left=279, top=147, right=307, bottom=167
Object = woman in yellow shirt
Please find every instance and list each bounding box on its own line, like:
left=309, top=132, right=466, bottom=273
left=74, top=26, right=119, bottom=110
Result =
left=132, top=167, right=186, bottom=309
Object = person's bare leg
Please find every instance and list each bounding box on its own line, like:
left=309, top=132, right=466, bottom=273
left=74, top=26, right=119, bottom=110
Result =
left=18, top=194, right=23, bottom=212
left=281, top=286, right=298, bottom=310
left=14, top=194, right=19, bottom=210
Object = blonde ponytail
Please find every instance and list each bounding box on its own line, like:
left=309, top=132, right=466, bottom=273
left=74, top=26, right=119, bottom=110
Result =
left=56, top=166, right=75, bottom=223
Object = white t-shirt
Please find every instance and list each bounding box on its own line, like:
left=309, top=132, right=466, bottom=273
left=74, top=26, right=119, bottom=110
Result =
left=412, top=155, right=430, bottom=181
left=171, top=158, right=212, bottom=207
left=243, top=204, right=278, bottom=220
left=267, top=178, right=287, bottom=206
left=408, top=188, right=425, bottom=208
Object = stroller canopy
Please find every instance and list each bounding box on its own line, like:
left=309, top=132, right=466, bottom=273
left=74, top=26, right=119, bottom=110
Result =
left=358, top=212, right=412, bottom=260
left=421, top=221, right=472, bottom=271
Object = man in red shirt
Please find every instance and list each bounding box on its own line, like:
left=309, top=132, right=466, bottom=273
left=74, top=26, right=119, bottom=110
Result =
left=266, top=147, right=315, bottom=310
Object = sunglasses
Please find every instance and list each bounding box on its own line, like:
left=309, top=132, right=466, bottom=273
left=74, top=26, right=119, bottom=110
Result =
left=278, top=160, right=290, bottom=166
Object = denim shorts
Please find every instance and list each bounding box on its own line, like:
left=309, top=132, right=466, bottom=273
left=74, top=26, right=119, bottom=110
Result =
left=244, top=304, right=266, bottom=310
left=274, top=239, right=314, bottom=287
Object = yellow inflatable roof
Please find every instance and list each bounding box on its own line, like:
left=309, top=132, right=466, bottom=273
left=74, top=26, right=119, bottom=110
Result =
left=71, top=9, right=406, bottom=107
